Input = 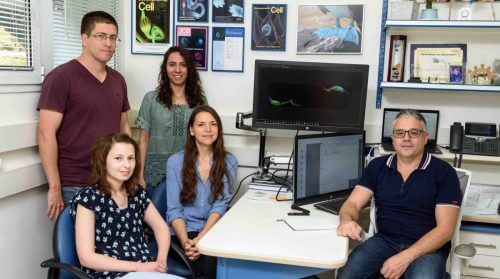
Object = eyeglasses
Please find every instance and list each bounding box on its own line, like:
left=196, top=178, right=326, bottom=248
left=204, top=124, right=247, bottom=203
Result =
left=392, top=129, right=425, bottom=138
left=89, top=33, right=121, bottom=43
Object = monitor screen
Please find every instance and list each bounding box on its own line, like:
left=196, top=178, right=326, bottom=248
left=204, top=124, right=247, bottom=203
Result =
left=293, top=132, right=365, bottom=205
left=252, top=60, right=369, bottom=132
left=382, top=108, right=439, bottom=143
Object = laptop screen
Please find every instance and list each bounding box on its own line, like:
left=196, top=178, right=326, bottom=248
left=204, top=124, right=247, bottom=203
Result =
left=293, top=132, right=365, bottom=206
left=382, top=108, right=439, bottom=144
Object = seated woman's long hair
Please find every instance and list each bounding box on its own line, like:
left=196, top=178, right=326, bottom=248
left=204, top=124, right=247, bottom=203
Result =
left=89, top=133, right=141, bottom=196
left=181, top=105, right=231, bottom=204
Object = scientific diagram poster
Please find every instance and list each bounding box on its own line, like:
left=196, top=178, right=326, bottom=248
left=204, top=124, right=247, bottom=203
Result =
left=212, top=27, right=244, bottom=72
left=251, top=4, right=287, bottom=51
left=132, top=0, right=174, bottom=54
left=177, top=0, right=208, bottom=22
left=176, top=26, right=208, bottom=70
left=297, top=5, right=363, bottom=54
left=212, top=0, right=244, bottom=23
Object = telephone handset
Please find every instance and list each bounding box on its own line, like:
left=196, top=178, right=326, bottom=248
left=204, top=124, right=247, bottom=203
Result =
left=449, top=122, right=464, bottom=168
left=449, top=122, right=464, bottom=153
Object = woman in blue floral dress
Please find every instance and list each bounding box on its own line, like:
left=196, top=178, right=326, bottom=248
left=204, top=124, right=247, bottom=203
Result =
left=70, top=133, right=180, bottom=279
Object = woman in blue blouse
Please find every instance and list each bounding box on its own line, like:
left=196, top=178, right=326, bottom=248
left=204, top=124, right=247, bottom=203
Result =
left=71, top=133, right=180, bottom=279
left=166, top=105, right=238, bottom=279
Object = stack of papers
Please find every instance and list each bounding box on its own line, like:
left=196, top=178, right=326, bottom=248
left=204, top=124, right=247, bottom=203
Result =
left=284, top=217, right=338, bottom=231
left=248, top=181, right=290, bottom=192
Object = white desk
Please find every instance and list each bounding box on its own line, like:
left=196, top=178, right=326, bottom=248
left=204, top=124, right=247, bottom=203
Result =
left=197, top=190, right=348, bottom=279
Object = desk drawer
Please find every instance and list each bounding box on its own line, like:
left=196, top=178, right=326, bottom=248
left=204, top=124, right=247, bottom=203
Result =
left=460, top=231, right=500, bottom=257
left=461, top=254, right=500, bottom=278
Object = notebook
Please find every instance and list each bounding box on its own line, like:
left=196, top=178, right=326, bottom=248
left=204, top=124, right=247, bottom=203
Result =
left=284, top=217, right=338, bottom=231
left=381, top=108, right=442, bottom=154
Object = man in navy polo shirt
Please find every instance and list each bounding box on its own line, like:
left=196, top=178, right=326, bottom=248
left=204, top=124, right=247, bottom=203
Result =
left=337, top=109, right=461, bottom=279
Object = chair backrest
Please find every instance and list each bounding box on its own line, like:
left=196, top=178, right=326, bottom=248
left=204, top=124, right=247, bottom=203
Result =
left=151, top=178, right=167, bottom=221
left=449, top=167, right=472, bottom=279
left=54, top=206, right=82, bottom=279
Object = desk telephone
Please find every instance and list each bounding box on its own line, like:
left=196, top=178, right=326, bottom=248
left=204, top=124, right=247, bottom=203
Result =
left=450, top=122, right=499, bottom=156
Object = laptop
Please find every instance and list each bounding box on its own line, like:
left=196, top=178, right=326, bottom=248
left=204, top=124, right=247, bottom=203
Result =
left=381, top=108, right=442, bottom=154
left=293, top=132, right=365, bottom=215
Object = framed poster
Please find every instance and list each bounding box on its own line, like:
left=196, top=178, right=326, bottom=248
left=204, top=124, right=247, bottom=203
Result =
left=176, top=26, right=209, bottom=71
left=177, top=0, right=208, bottom=22
left=213, top=0, right=244, bottom=23
left=132, top=0, right=174, bottom=55
left=251, top=4, right=287, bottom=51
left=410, top=44, right=467, bottom=83
left=212, top=27, right=244, bottom=72
left=297, top=5, right=363, bottom=54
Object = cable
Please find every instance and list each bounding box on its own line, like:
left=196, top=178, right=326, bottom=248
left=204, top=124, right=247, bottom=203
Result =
left=229, top=171, right=258, bottom=205
left=274, top=130, right=299, bottom=202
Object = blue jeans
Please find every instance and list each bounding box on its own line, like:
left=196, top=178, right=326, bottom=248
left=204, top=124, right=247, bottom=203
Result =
left=62, top=186, right=82, bottom=205
left=337, top=234, right=447, bottom=279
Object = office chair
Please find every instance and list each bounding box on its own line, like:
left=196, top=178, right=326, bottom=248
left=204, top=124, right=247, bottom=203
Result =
left=361, top=168, right=475, bottom=279
left=40, top=206, right=91, bottom=279
left=149, top=179, right=196, bottom=278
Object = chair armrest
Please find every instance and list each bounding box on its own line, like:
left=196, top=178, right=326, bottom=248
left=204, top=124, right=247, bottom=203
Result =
left=169, top=242, right=196, bottom=277
left=40, top=258, right=92, bottom=279
left=454, top=244, right=477, bottom=259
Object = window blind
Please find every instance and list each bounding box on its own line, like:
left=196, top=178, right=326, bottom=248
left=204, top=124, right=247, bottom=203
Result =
left=0, top=0, right=32, bottom=70
left=52, top=0, right=120, bottom=69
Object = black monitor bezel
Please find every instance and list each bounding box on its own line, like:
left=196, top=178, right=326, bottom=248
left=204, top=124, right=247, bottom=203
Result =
left=293, top=131, right=366, bottom=206
left=252, top=59, right=369, bottom=133
left=381, top=108, right=440, bottom=144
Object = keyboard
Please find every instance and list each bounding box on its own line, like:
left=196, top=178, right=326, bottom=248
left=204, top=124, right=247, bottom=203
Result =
left=314, top=197, right=348, bottom=215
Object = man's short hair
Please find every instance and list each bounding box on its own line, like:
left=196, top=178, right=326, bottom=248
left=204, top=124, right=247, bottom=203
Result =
left=81, top=11, right=118, bottom=35
left=393, top=109, right=427, bottom=131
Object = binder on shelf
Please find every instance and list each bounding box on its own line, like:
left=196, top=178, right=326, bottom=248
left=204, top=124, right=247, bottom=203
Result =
left=284, top=217, right=338, bottom=231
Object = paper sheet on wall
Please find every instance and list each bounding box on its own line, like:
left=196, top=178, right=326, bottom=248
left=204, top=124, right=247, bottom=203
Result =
left=464, top=184, right=500, bottom=215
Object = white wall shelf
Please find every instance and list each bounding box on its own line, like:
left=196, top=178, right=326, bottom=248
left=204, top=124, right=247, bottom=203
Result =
left=385, top=20, right=500, bottom=29
left=381, top=82, right=500, bottom=93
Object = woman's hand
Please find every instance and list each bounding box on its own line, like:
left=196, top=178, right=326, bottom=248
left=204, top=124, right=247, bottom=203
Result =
left=138, top=261, right=166, bottom=273
left=183, top=239, right=201, bottom=261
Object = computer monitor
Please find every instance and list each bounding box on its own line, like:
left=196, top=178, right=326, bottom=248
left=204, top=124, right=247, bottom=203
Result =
left=252, top=60, right=369, bottom=133
left=381, top=108, right=440, bottom=144
left=293, top=132, right=365, bottom=206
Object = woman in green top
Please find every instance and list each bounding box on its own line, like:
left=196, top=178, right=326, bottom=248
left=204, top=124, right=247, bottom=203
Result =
left=136, top=46, right=206, bottom=195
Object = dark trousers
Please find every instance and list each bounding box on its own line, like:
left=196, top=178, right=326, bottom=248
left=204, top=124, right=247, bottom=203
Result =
left=171, top=231, right=217, bottom=279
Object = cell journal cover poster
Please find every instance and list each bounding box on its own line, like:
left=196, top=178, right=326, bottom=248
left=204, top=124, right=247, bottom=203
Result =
left=176, top=26, right=208, bottom=70
left=251, top=4, right=287, bottom=51
left=177, top=0, right=208, bottom=22
left=212, top=0, right=244, bottom=23
left=132, top=0, right=173, bottom=54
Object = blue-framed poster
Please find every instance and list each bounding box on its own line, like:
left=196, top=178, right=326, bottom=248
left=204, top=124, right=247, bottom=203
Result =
left=212, top=27, right=244, bottom=72
left=177, top=0, right=208, bottom=22
left=176, top=26, right=209, bottom=71
left=251, top=4, right=287, bottom=51
left=212, top=0, right=244, bottom=23
left=132, top=0, right=174, bottom=55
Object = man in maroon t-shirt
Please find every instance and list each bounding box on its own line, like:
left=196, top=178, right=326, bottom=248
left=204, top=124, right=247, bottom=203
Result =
left=37, top=11, right=131, bottom=220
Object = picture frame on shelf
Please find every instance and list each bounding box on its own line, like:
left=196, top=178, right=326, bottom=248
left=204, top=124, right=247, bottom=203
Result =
left=449, top=65, right=464, bottom=84
left=387, top=35, right=407, bottom=82
left=410, top=44, right=467, bottom=83
left=132, top=0, right=174, bottom=55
